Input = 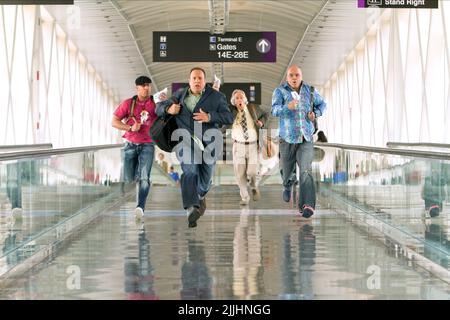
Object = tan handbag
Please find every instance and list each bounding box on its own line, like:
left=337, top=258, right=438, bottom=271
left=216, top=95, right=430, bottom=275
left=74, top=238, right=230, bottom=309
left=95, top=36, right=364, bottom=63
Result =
left=261, top=136, right=277, bottom=159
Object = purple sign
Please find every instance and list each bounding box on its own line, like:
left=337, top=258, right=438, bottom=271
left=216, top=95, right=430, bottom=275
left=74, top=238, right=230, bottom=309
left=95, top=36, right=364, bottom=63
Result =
left=357, top=0, right=438, bottom=8
left=0, top=0, right=74, bottom=3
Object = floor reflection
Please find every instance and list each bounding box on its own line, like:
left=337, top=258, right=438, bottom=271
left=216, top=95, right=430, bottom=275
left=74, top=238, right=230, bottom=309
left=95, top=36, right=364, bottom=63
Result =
left=124, top=222, right=158, bottom=300
left=232, top=208, right=264, bottom=299
left=0, top=207, right=449, bottom=300
left=281, top=220, right=315, bottom=299
left=180, top=239, right=212, bottom=299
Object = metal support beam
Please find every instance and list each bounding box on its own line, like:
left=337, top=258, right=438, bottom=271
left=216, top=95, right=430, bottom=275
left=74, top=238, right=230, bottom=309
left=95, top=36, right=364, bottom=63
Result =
left=208, top=0, right=229, bottom=84
left=109, top=0, right=159, bottom=92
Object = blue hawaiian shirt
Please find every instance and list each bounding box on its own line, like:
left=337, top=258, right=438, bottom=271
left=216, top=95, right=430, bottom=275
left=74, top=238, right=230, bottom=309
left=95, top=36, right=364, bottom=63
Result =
left=271, top=82, right=326, bottom=143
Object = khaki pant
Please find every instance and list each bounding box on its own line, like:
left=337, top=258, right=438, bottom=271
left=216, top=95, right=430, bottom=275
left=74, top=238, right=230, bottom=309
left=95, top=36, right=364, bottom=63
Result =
left=233, top=142, right=259, bottom=200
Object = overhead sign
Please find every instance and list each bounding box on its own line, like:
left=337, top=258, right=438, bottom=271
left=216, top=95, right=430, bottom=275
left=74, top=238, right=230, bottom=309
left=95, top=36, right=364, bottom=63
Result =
left=172, top=83, right=262, bottom=105
left=0, top=0, right=73, bottom=3
left=358, top=0, right=438, bottom=8
left=154, top=32, right=276, bottom=62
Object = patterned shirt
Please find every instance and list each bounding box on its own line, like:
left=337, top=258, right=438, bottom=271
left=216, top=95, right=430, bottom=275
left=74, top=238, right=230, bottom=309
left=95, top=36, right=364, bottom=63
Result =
left=271, top=82, right=326, bottom=143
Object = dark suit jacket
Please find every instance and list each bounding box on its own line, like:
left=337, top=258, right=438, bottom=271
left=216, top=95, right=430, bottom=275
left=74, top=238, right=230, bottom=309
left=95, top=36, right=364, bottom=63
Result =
left=156, top=85, right=233, bottom=151
left=226, top=103, right=269, bottom=144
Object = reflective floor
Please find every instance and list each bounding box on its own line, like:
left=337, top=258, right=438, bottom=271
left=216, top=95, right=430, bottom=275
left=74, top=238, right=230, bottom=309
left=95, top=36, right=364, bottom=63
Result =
left=0, top=186, right=449, bottom=300
left=322, top=184, right=450, bottom=271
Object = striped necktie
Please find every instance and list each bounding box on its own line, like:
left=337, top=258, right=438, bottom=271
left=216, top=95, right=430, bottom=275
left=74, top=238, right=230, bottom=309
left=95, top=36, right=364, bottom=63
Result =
left=240, top=110, right=249, bottom=140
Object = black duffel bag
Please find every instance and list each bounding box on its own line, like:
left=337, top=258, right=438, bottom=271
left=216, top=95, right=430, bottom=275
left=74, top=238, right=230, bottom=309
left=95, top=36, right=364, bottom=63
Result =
left=149, top=115, right=179, bottom=152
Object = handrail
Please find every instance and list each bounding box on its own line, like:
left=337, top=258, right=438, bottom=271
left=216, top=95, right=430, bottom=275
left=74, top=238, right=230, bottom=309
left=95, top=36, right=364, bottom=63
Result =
left=3, top=141, right=449, bottom=162
left=0, top=143, right=53, bottom=150
left=387, top=142, right=450, bottom=149
left=314, top=142, right=450, bottom=160
left=0, top=143, right=124, bottom=161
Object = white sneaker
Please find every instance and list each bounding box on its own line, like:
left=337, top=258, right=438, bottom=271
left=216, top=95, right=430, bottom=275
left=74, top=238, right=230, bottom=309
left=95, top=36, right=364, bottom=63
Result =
left=239, top=198, right=250, bottom=206
left=134, top=207, right=144, bottom=219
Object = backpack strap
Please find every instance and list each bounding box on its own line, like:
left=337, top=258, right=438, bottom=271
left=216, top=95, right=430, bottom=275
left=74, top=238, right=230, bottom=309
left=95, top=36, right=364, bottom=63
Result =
left=130, top=95, right=137, bottom=117
left=310, top=86, right=319, bottom=134
left=125, top=95, right=138, bottom=123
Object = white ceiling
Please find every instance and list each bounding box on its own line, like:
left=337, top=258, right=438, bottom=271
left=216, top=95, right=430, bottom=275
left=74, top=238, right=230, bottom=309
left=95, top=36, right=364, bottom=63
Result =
left=46, top=0, right=372, bottom=108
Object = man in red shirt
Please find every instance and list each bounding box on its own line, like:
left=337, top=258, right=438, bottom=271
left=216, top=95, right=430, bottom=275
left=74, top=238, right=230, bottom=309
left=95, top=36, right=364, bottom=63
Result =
left=112, top=76, right=158, bottom=219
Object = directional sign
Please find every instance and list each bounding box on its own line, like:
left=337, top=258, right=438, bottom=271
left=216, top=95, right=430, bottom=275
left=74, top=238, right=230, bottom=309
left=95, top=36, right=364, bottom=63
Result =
left=256, top=39, right=271, bottom=53
left=0, top=0, right=73, bottom=3
left=154, top=32, right=276, bottom=62
left=172, top=83, right=262, bottom=105
left=357, top=0, right=438, bottom=8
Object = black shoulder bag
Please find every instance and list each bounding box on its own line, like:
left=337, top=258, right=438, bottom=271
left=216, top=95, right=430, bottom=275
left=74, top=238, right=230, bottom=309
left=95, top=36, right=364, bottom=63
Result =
left=149, top=99, right=179, bottom=152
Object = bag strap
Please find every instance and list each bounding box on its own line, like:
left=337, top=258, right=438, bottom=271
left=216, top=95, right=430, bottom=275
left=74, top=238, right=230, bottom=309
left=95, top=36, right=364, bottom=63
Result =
left=248, top=104, right=259, bottom=124
left=310, top=86, right=315, bottom=113
left=124, top=95, right=138, bottom=123
left=310, top=86, right=319, bottom=134
left=130, top=95, right=137, bottom=117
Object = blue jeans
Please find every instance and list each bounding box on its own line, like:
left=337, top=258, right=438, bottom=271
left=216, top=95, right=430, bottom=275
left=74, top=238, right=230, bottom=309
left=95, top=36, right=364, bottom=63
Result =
left=279, top=138, right=316, bottom=210
left=176, top=145, right=215, bottom=209
left=123, top=142, right=155, bottom=210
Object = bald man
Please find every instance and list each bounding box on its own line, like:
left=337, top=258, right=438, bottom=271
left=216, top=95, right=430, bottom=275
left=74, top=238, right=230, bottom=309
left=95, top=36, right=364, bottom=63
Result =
left=271, top=66, right=327, bottom=218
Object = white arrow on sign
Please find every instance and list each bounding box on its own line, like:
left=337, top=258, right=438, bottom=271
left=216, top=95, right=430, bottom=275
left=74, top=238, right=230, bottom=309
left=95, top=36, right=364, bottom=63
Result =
left=256, top=39, right=271, bottom=53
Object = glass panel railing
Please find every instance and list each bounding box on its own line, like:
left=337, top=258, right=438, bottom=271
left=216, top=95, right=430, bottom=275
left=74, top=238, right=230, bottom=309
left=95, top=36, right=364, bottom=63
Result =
left=0, top=144, right=174, bottom=277
left=0, top=146, right=123, bottom=276
left=387, top=142, right=450, bottom=154
left=213, top=136, right=450, bottom=276
left=314, top=143, right=450, bottom=274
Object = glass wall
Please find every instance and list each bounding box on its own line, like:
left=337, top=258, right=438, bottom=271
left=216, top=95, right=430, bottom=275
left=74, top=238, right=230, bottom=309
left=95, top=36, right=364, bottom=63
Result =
left=0, top=5, right=119, bottom=147
left=321, top=2, right=450, bottom=146
left=315, top=144, right=450, bottom=272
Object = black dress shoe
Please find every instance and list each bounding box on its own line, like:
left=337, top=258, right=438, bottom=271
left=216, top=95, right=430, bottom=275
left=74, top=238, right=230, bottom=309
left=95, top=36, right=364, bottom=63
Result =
left=429, top=205, right=440, bottom=218
left=187, top=206, right=201, bottom=228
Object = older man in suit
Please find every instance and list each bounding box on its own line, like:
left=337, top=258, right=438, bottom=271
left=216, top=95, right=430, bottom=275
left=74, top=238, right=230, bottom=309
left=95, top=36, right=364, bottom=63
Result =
left=227, top=89, right=268, bottom=206
left=156, top=67, right=233, bottom=228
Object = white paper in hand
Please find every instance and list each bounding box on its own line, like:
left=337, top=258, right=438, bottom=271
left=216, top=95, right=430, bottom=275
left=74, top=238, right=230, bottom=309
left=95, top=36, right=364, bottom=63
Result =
left=213, top=74, right=221, bottom=88
left=154, top=87, right=168, bottom=103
